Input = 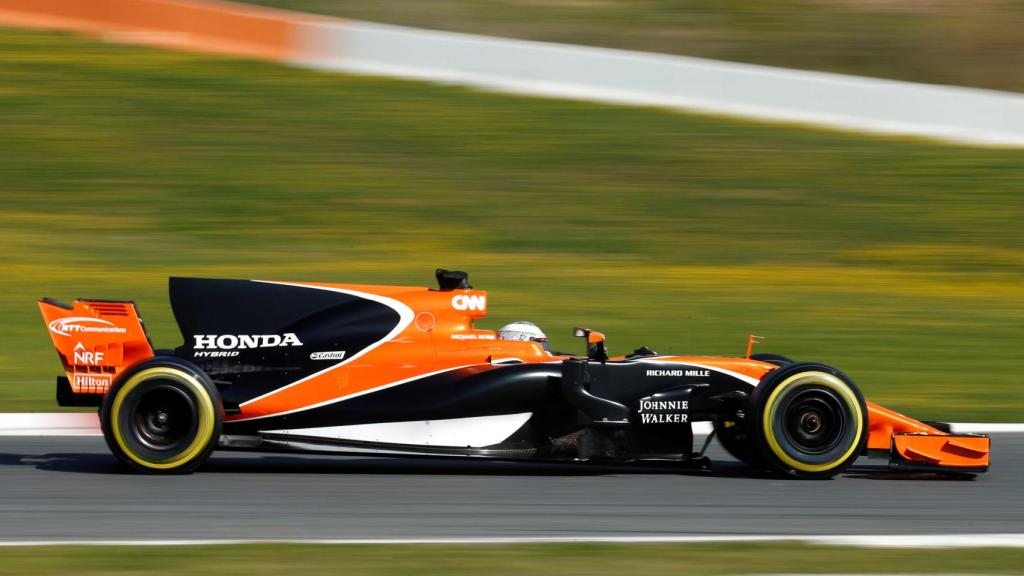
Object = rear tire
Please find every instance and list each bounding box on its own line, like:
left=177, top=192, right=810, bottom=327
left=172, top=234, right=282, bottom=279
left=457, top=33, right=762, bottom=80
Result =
left=751, top=363, right=867, bottom=479
left=101, top=357, right=222, bottom=474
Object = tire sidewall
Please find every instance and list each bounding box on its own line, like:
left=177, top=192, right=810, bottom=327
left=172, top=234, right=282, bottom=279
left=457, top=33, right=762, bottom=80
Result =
left=751, top=362, right=867, bottom=479
left=101, top=356, right=222, bottom=474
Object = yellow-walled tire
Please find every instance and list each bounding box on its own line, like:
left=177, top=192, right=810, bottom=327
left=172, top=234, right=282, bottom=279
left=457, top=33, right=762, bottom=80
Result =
left=100, top=357, right=222, bottom=474
left=751, top=363, right=867, bottom=479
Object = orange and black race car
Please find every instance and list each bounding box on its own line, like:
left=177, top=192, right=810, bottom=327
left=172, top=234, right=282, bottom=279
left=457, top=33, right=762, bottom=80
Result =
left=38, top=269, right=990, bottom=477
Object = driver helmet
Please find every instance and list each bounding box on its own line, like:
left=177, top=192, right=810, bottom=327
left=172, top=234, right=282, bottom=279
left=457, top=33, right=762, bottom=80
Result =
left=497, top=321, right=549, bottom=352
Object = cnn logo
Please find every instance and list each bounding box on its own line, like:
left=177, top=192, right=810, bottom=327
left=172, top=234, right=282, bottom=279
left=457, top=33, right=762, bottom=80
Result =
left=451, top=294, right=487, bottom=311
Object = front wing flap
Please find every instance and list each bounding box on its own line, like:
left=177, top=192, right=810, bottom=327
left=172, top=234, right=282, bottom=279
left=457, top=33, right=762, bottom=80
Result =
left=868, top=402, right=990, bottom=474
left=889, top=432, right=990, bottom=474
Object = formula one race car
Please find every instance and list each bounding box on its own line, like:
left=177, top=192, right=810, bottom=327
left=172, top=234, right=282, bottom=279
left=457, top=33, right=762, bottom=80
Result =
left=38, top=270, right=990, bottom=477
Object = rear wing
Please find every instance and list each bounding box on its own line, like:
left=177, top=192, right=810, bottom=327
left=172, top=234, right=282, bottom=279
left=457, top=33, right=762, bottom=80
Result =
left=38, top=298, right=154, bottom=399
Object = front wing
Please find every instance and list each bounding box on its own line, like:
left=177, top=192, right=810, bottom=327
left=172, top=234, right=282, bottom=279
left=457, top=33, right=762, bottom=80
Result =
left=867, top=402, right=990, bottom=473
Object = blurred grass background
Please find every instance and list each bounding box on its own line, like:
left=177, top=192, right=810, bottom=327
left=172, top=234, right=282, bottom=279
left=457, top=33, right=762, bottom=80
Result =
left=247, top=0, right=1024, bottom=93
left=0, top=542, right=1022, bottom=575
left=1, top=27, right=1021, bottom=418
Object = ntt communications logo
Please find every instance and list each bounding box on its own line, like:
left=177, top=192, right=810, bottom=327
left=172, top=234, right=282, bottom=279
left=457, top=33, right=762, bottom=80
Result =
left=48, top=317, right=127, bottom=337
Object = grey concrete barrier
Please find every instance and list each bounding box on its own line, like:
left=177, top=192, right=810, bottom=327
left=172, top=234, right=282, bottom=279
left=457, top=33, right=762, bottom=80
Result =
left=3, top=0, right=1022, bottom=146
left=295, top=20, right=1024, bottom=147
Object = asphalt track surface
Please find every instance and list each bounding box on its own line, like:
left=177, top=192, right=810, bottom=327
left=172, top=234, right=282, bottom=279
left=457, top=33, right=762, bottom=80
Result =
left=0, top=434, right=1020, bottom=542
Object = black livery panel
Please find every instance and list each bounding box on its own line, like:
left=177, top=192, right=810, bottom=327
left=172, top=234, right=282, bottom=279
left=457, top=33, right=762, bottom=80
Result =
left=169, top=278, right=401, bottom=405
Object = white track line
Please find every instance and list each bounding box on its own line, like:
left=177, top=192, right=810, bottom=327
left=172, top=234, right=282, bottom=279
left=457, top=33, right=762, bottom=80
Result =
left=0, top=413, right=102, bottom=436
left=949, top=423, right=1024, bottom=433
left=0, top=534, right=1020, bottom=547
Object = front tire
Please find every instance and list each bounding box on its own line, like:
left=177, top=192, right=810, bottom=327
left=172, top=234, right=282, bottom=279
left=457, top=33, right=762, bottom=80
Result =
left=751, top=363, right=867, bottom=479
left=101, top=357, right=222, bottom=474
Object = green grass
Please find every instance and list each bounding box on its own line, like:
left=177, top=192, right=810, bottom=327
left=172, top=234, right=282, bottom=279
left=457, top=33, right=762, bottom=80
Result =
left=0, top=543, right=1021, bottom=575
left=1, top=28, right=1022, bottom=419
left=246, top=0, right=1024, bottom=93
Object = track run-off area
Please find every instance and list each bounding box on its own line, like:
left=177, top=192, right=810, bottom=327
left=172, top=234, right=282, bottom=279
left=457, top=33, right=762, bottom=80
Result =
left=0, top=432, right=1020, bottom=545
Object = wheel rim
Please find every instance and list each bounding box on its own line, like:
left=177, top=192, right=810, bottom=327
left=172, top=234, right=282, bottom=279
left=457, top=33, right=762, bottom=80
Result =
left=780, top=387, right=846, bottom=456
left=129, top=383, right=197, bottom=453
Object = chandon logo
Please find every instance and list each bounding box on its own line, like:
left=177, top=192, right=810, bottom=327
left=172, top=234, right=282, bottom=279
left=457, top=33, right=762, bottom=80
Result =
left=48, top=317, right=127, bottom=337
left=451, top=294, right=487, bottom=311
left=193, top=333, right=303, bottom=350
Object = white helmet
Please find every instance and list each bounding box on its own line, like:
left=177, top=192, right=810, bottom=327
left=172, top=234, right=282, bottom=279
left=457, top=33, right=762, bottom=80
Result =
left=497, top=321, right=548, bottom=351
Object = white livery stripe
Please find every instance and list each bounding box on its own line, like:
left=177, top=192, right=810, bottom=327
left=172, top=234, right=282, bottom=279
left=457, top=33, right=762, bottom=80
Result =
left=266, top=412, right=533, bottom=447
left=1, top=415, right=1022, bottom=436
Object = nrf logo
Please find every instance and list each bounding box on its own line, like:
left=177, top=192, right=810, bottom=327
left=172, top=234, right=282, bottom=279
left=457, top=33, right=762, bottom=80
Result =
left=72, top=342, right=104, bottom=365
left=451, top=294, right=486, bottom=312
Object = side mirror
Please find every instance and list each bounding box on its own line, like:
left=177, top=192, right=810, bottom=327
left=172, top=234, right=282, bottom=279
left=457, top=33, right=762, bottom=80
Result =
left=573, top=327, right=608, bottom=362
